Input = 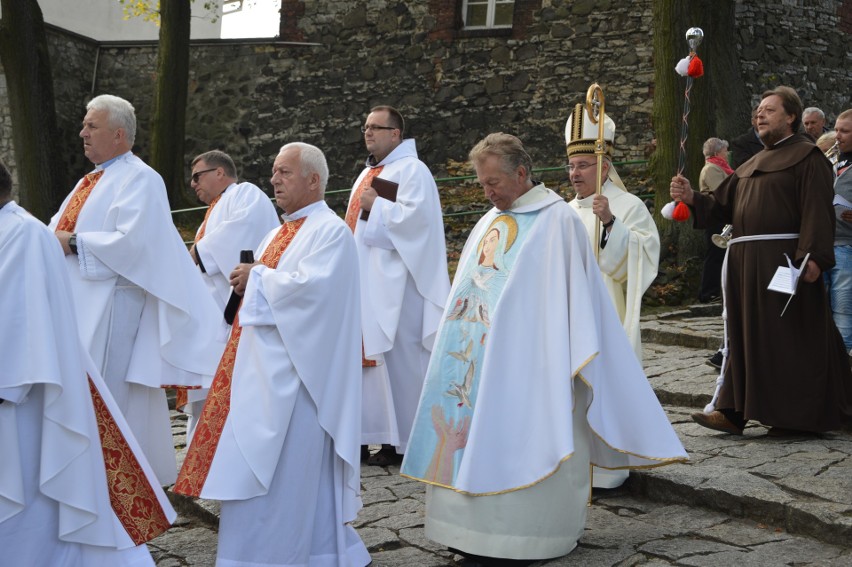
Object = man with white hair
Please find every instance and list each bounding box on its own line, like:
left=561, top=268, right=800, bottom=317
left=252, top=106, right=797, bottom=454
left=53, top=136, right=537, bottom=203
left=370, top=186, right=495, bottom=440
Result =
left=565, top=106, right=660, bottom=489
left=48, top=94, right=224, bottom=485
left=803, top=107, right=828, bottom=140
left=174, top=143, right=370, bottom=567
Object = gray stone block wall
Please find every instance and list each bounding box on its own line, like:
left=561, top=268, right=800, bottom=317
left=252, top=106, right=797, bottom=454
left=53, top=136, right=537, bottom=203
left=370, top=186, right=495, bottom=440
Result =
left=0, top=1, right=849, bottom=201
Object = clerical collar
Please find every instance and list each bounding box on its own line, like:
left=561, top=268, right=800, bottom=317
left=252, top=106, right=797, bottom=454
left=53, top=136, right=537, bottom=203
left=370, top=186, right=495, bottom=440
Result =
left=509, top=183, right=548, bottom=209
left=281, top=199, right=324, bottom=222
left=0, top=200, right=9, bottom=212
left=94, top=151, right=132, bottom=172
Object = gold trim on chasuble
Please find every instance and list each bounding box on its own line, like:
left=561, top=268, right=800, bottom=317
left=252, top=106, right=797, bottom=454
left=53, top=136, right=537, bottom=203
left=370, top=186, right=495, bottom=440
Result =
left=54, top=170, right=105, bottom=232
left=88, top=376, right=171, bottom=544
left=173, top=217, right=307, bottom=497
left=345, top=165, right=386, bottom=368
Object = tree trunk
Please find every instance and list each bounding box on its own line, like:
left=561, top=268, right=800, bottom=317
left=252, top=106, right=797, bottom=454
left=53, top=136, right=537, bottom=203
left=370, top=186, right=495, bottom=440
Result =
left=651, top=0, right=746, bottom=266
left=0, top=0, right=65, bottom=221
left=150, top=0, right=192, bottom=208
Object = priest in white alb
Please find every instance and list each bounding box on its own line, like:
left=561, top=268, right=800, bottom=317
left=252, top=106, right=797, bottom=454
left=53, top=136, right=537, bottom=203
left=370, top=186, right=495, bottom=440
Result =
left=400, top=133, right=687, bottom=566
left=347, top=105, right=450, bottom=466
left=174, top=142, right=370, bottom=567
left=179, top=149, right=280, bottom=439
left=48, top=95, right=225, bottom=485
left=0, top=160, right=176, bottom=566
left=565, top=105, right=660, bottom=489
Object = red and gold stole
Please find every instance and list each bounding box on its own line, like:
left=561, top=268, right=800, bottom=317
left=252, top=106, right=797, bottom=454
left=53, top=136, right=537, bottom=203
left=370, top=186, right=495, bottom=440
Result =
left=88, top=376, right=171, bottom=544
left=345, top=166, right=385, bottom=368
left=54, top=170, right=105, bottom=232
left=173, top=217, right=307, bottom=497
left=194, top=192, right=223, bottom=243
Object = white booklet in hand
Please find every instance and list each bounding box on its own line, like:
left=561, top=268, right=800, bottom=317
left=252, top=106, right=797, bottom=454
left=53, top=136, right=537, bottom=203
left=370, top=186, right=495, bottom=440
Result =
left=767, top=252, right=811, bottom=316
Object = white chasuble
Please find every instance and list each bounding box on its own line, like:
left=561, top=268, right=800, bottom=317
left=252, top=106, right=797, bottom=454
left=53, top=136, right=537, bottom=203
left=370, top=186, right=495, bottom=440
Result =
left=402, top=210, right=537, bottom=487
left=402, top=187, right=686, bottom=495
left=1, top=202, right=175, bottom=565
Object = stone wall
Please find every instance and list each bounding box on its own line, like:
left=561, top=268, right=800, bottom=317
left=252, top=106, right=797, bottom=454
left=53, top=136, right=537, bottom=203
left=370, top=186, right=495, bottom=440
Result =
left=1, top=0, right=850, bottom=202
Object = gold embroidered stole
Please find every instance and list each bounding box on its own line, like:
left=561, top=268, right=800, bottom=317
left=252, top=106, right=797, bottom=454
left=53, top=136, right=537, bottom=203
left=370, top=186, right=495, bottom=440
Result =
left=54, top=171, right=105, bottom=232
left=344, top=166, right=384, bottom=229
left=173, top=217, right=307, bottom=497
left=88, top=376, right=171, bottom=544
left=345, top=166, right=385, bottom=368
left=194, top=192, right=222, bottom=243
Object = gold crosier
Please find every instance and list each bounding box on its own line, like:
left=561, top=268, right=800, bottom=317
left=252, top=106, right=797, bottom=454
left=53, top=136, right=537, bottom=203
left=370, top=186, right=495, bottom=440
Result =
left=585, top=83, right=606, bottom=261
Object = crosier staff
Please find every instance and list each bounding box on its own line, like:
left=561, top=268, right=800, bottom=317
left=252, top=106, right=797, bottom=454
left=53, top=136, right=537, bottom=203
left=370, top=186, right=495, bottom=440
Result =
left=585, top=83, right=606, bottom=260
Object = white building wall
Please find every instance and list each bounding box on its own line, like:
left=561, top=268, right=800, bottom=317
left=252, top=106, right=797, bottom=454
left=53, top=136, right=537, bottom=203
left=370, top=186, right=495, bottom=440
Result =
left=1, top=0, right=222, bottom=41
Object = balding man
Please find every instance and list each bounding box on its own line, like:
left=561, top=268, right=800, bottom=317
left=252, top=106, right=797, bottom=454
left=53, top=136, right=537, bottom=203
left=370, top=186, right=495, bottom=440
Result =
left=175, top=143, right=370, bottom=567
left=674, top=87, right=852, bottom=436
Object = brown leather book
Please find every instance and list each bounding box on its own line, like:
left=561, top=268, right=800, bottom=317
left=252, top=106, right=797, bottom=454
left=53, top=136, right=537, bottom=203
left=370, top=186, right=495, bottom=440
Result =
left=360, top=177, right=399, bottom=221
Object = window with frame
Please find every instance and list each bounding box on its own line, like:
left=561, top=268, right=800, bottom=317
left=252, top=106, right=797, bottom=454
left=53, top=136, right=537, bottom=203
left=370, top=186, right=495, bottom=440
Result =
left=462, top=0, right=515, bottom=29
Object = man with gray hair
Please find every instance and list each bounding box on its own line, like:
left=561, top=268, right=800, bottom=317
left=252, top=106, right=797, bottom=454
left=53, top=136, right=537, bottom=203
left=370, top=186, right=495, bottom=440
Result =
left=402, top=133, right=686, bottom=566
left=803, top=106, right=828, bottom=140
left=48, top=94, right=225, bottom=485
left=673, top=86, right=852, bottom=437
left=175, top=143, right=370, bottom=567
left=178, top=149, right=279, bottom=439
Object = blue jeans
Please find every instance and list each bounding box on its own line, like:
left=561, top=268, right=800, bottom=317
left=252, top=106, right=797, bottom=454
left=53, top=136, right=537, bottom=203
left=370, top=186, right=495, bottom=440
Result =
left=825, top=244, right=852, bottom=352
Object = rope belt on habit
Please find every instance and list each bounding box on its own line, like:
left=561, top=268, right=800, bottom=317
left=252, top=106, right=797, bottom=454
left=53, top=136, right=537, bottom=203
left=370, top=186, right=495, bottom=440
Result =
left=705, top=232, right=799, bottom=413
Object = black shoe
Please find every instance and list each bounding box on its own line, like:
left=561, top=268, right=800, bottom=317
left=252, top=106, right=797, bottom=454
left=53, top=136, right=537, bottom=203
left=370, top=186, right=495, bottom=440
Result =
left=449, top=549, right=538, bottom=567
left=706, top=351, right=723, bottom=369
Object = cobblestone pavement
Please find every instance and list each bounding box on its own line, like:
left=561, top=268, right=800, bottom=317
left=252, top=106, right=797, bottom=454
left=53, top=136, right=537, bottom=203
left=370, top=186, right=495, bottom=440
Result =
left=150, top=305, right=852, bottom=566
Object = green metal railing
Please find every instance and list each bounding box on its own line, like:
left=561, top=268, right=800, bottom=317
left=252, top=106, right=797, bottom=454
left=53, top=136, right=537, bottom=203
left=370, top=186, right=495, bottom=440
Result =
left=172, top=159, right=652, bottom=223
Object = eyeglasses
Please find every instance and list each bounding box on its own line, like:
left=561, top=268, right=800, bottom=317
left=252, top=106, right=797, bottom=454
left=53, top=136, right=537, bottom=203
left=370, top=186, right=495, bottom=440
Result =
left=566, top=162, right=596, bottom=173
left=190, top=168, right=217, bottom=183
left=361, top=125, right=397, bottom=133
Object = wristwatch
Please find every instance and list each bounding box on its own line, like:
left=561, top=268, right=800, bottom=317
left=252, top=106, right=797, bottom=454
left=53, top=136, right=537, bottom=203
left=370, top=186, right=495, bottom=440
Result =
left=68, top=233, right=78, bottom=255
left=602, top=216, right=616, bottom=229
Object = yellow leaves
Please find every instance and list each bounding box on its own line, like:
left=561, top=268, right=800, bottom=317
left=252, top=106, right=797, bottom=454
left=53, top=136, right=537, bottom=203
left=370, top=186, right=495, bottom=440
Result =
left=118, top=0, right=160, bottom=24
